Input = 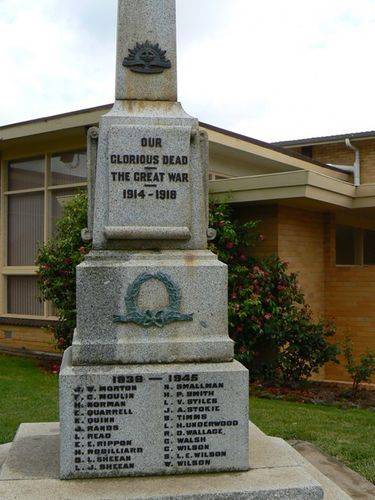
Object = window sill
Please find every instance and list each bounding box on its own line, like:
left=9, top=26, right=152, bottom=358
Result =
left=0, top=316, right=57, bottom=328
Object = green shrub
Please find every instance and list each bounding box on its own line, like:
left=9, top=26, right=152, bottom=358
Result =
left=342, top=337, right=375, bottom=395
left=35, top=192, right=91, bottom=351
left=36, top=195, right=339, bottom=385
left=209, top=202, right=339, bottom=385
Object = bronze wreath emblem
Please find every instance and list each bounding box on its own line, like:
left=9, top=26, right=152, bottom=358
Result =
left=113, top=272, right=193, bottom=328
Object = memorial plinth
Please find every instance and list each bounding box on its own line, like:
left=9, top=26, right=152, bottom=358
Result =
left=59, top=0, right=249, bottom=480
left=60, top=349, right=249, bottom=478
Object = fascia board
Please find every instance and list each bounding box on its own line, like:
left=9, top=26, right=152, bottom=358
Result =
left=0, top=109, right=105, bottom=141
left=209, top=170, right=356, bottom=208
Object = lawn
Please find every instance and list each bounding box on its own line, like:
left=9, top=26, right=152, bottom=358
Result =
left=0, top=354, right=58, bottom=444
left=0, top=354, right=374, bottom=483
left=251, top=396, right=375, bottom=483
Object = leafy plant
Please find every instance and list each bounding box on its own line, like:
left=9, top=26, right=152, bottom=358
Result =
left=342, top=337, right=375, bottom=396
left=37, top=194, right=339, bottom=385
left=36, top=192, right=91, bottom=351
left=209, top=201, right=339, bottom=385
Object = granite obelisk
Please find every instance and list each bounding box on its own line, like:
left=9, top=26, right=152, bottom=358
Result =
left=59, top=0, right=249, bottom=479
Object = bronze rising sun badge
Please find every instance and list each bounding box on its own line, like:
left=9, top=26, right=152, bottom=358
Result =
left=123, top=40, right=172, bottom=74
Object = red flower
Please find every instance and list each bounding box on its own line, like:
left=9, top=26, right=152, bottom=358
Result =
left=51, top=364, right=60, bottom=374
left=259, top=234, right=265, bottom=241
left=240, top=254, right=247, bottom=262
left=226, top=242, right=234, bottom=249
left=79, top=246, right=86, bottom=254
left=64, top=258, right=72, bottom=265
left=264, top=313, right=272, bottom=320
left=218, top=221, right=225, bottom=227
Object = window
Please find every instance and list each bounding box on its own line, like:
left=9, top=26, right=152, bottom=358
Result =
left=1, top=151, right=87, bottom=318
left=336, top=225, right=375, bottom=266
left=336, top=225, right=358, bottom=265
left=364, top=230, right=375, bottom=265
left=51, top=152, right=87, bottom=186
left=301, top=145, right=313, bottom=159
left=8, top=192, right=44, bottom=266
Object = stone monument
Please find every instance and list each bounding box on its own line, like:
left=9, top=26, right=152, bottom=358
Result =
left=0, top=2, right=334, bottom=497
left=59, top=0, right=249, bottom=479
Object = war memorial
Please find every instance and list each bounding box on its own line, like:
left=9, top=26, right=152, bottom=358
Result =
left=0, top=1, right=353, bottom=498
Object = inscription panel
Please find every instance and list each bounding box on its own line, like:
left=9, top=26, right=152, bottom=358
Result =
left=107, top=125, right=192, bottom=232
left=60, top=360, right=249, bottom=478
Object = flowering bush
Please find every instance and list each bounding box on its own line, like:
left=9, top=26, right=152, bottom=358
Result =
left=36, top=192, right=91, bottom=351
left=209, top=202, right=339, bottom=385
left=36, top=194, right=339, bottom=384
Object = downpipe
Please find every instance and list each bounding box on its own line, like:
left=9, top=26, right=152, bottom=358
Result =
left=327, top=138, right=360, bottom=186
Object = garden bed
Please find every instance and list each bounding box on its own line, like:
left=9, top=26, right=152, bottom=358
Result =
left=251, top=381, right=375, bottom=409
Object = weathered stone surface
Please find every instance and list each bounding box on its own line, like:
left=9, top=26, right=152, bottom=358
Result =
left=0, top=422, right=333, bottom=499
left=115, top=0, right=177, bottom=101
left=0, top=443, right=11, bottom=472
left=60, top=348, right=249, bottom=479
left=72, top=250, right=232, bottom=365
left=91, top=101, right=209, bottom=251
left=106, top=124, right=192, bottom=238
left=0, top=423, right=58, bottom=480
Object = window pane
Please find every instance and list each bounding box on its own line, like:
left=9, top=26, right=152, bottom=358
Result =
left=51, top=151, right=87, bottom=186
left=8, top=193, right=44, bottom=265
left=7, top=276, right=43, bottom=315
left=364, top=230, right=375, bottom=265
left=8, top=157, right=44, bottom=191
left=51, top=188, right=83, bottom=234
left=336, top=225, right=356, bottom=265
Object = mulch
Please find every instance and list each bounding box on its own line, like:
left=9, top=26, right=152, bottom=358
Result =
left=251, top=381, right=375, bottom=409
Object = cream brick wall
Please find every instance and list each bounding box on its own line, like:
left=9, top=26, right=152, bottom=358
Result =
left=234, top=205, right=278, bottom=259
left=324, top=213, right=375, bottom=382
left=240, top=204, right=375, bottom=383
left=291, top=138, right=375, bottom=184
left=277, top=206, right=326, bottom=320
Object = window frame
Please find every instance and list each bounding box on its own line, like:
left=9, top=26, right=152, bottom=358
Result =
left=0, top=149, right=87, bottom=320
left=335, top=224, right=375, bottom=267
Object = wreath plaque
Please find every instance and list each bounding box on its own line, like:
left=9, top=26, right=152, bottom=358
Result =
left=113, top=272, right=193, bottom=328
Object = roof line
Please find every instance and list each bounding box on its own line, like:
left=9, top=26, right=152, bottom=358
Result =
left=200, top=121, right=345, bottom=174
left=0, top=103, right=343, bottom=174
left=273, top=130, right=375, bottom=147
left=0, top=104, right=113, bottom=131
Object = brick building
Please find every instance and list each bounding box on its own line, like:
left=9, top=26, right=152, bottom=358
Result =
left=0, top=105, right=374, bottom=382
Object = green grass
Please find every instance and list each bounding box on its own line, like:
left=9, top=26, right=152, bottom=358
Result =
left=251, top=396, right=375, bottom=483
left=0, top=355, right=374, bottom=483
left=0, top=354, right=58, bottom=444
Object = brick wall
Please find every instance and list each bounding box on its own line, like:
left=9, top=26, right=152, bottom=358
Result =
left=0, top=324, right=58, bottom=354
left=234, top=204, right=278, bottom=259
left=238, top=204, right=375, bottom=383
left=291, top=138, right=375, bottom=184
left=277, top=206, right=326, bottom=321
left=324, top=213, right=375, bottom=382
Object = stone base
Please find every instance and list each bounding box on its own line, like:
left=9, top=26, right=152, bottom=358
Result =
left=60, top=348, right=249, bottom=479
left=0, top=422, right=333, bottom=499
left=72, top=250, right=233, bottom=365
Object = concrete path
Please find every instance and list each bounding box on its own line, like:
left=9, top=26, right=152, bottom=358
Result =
left=290, top=440, right=375, bottom=499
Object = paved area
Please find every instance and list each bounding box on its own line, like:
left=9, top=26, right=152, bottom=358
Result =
left=290, top=439, right=375, bottom=499
left=0, top=422, right=353, bottom=499
left=0, top=443, right=11, bottom=470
